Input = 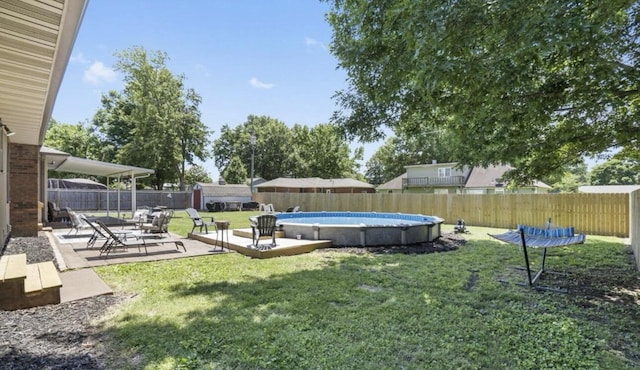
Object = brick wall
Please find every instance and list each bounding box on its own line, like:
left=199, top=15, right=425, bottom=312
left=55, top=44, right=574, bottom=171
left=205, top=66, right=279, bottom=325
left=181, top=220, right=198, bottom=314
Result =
left=9, top=143, right=39, bottom=237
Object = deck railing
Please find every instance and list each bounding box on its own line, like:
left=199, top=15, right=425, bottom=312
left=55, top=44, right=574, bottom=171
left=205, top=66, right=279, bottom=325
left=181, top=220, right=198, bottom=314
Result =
left=402, top=176, right=466, bottom=187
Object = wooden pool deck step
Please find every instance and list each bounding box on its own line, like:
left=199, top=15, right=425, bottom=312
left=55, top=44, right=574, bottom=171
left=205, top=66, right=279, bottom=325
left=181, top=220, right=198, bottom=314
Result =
left=189, top=228, right=332, bottom=259
left=0, top=254, right=62, bottom=311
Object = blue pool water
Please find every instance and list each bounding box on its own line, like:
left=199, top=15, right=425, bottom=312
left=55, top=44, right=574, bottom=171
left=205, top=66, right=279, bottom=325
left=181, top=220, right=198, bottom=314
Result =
left=276, top=212, right=437, bottom=226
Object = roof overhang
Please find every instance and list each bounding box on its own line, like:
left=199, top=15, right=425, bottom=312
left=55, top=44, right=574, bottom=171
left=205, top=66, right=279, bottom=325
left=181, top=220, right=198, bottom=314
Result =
left=42, top=146, right=154, bottom=178
left=0, top=0, right=89, bottom=146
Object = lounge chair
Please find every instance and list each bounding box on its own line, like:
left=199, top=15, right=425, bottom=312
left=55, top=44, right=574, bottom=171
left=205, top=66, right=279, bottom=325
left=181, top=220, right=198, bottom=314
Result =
left=249, top=214, right=277, bottom=250
left=96, top=220, right=185, bottom=258
left=95, top=220, right=146, bottom=258
left=82, top=216, right=109, bottom=250
left=186, top=208, right=217, bottom=234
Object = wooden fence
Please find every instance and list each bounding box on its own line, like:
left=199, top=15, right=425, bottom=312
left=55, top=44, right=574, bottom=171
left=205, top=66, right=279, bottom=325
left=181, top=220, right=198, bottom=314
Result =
left=629, top=190, right=640, bottom=270
left=254, top=192, right=629, bottom=237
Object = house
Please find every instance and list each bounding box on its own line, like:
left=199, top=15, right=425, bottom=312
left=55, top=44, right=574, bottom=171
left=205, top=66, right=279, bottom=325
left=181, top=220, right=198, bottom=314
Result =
left=255, top=177, right=376, bottom=194
left=578, top=185, right=640, bottom=194
left=191, top=182, right=252, bottom=210
left=0, top=1, right=88, bottom=242
left=379, top=163, right=551, bottom=194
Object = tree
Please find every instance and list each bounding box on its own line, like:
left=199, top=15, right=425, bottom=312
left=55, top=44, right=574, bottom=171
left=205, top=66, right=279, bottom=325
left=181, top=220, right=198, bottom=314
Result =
left=325, top=0, right=640, bottom=184
left=212, top=115, right=363, bottom=181
left=184, top=165, right=212, bottom=185
left=222, top=156, right=248, bottom=184
left=544, top=162, right=589, bottom=192
left=44, top=119, right=104, bottom=180
left=292, top=123, right=362, bottom=178
left=590, top=159, right=640, bottom=185
left=364, top=129, right=456, bottom=184
left=44, top=119, right=102, bottom=160
left=93, top=47, right=211, bottom=190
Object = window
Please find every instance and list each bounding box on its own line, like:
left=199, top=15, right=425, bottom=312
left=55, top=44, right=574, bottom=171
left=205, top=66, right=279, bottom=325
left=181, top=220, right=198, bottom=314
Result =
left=438, top=167, right=452, bottom=177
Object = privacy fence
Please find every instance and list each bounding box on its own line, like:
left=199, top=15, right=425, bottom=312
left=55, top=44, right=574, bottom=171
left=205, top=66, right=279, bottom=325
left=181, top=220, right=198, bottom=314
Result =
left=257, top=191, right=640, bottom=270
left=254, top=192, right=629, bottom=237
left=47, top=189, right=191, bottom=211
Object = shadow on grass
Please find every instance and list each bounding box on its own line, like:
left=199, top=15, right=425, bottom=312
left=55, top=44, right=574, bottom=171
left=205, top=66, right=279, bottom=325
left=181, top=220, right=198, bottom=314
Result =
left=98, top=237, right=640, bottom=369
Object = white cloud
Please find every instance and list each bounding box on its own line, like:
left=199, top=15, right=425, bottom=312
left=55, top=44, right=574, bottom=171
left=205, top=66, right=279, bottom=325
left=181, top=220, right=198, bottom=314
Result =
left=305, top=37, right=326, bottom=49
left=83, top=61, right=117, bottom=85
left=249, top=77, right=274, bottom=89
left=70, top=52, right=89, bottom=64
left=194, top=64, right=212, bottom=77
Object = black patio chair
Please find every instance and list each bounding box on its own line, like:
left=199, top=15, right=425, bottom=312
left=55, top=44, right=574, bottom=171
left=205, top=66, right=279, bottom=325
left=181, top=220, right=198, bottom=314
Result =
left=249, top=214, right=277, bottom=250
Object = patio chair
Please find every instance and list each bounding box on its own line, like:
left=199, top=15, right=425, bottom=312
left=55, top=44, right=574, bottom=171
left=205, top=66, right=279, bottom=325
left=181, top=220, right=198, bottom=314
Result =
left=259, top=203, right=275, bottom=214
left=249, top=214, right=277, bottom=250
left=140, top=210, right=171, bottom=236
left=186, top=208, right=217, bottom=235
left=47, top=201, right=70, bottom=222
left=67, top=209, right=93, bottom=235
left=125, top=208, right=150, bottom=229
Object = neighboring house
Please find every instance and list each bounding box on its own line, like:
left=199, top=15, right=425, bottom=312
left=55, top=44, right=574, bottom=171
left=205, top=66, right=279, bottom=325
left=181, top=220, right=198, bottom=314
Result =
left=379, top=162, right=551, bottom=194
left=403, top=162, right=471, bottom=194
left=255, top=177, right=376, bottom=194
left=191, top=182, right=252, bottom=210
left=376, top=173, right=406, bottom=193
left=578, top=185, right=640, bottom=193
left=463, top=165, right=551, bottom=194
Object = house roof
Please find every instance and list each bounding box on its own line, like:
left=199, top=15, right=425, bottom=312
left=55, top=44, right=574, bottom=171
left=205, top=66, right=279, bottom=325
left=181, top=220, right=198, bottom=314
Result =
left=376, top=173, right=406, bottom=190
left=1, top=0, right=89, bottom=146
left=196, top=183, right=252, bottom=197
left=464, top=165, right=551, bottom=189
left=256, top=177, right=375, bottom=189
left=578, top=185, right=640, bottom=193
left=405, top=162, right=458, bottom=168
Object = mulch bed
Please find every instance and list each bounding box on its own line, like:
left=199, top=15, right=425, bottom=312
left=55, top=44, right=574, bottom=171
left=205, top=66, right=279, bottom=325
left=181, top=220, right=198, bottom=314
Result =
left=0, top=235, right=122, bottom=370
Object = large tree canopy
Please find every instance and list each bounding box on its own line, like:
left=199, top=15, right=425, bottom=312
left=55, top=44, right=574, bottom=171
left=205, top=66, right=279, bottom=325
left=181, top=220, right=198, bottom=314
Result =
left=93, top=47, right=211, bottom=190
left=325, top=0, right=640, bottom=183
left=212, top=115, right=362, bottom=181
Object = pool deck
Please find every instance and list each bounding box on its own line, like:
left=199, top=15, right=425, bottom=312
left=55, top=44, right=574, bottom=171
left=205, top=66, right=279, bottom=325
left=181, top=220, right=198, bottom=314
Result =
left=189, top=228, right=333, bottom=259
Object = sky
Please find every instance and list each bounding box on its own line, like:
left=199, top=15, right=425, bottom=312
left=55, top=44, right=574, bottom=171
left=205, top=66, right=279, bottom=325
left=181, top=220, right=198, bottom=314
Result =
left=52, top=0, right=376, bottom=180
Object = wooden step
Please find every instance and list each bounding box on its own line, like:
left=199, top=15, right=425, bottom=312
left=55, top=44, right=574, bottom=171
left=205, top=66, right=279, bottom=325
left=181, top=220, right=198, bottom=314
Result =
left=0, top=254, right=62, bottom=310
left=0, top=254, right=28, bottom=310
left=25, top=262, right=62, bottom=295
left=0, top=254, right=27, bottom=282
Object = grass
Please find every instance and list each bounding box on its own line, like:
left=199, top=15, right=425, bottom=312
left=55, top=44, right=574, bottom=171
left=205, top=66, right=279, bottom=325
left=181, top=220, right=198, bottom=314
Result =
left=92, top=214, right=640, bottom=369
left=164, top=210, right=262, bottom=237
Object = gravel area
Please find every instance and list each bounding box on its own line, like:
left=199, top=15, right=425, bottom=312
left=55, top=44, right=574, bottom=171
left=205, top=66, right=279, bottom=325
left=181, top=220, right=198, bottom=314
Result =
left=0, top=235, right=123, bottom=370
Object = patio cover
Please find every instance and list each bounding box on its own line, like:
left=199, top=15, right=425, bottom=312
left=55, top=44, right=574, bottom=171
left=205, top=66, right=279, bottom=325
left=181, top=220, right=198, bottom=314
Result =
left=42, top=147, right=154, bottom=215
left=50, top=156, right=154, bottom=178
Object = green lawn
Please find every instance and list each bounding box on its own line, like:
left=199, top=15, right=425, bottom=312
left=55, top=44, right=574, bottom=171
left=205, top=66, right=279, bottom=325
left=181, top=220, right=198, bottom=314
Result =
left=93, top=212, right=640, bottom=369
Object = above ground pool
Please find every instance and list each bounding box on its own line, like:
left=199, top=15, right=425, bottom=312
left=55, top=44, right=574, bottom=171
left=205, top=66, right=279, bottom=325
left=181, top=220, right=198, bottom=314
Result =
left=276, top=212, right=444, bottom=247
